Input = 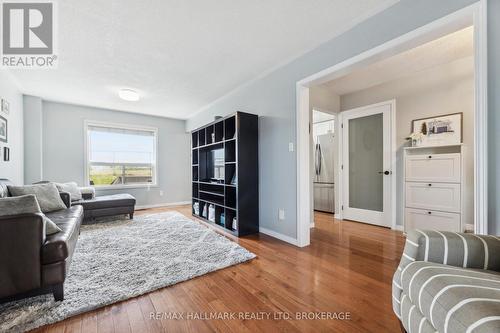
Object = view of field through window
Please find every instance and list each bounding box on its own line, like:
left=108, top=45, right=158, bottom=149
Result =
left=87, top=124, right=156, bottom=186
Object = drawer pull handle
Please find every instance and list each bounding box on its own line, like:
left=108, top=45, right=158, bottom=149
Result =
left=428, top=155, right=432, bottom=159
left=428, top=211, right=432, bottom=215
left=428, top=184, right=432, bottom=187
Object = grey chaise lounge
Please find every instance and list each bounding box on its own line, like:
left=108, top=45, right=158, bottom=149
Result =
left=35, top=181, right=136, bottom=222
left=73, top=193, right=136, bottom=221
left=392, top=230, right=500, bottom=333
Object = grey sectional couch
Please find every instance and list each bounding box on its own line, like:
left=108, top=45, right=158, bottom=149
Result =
left=393, top=230, right=500, bottom=333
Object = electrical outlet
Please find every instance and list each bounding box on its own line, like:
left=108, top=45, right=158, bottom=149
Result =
left=279, top=209, right=285, bottom=220
left=159, top=190, right=164, bottom=196
left=288, top=142, right=294, bottom=152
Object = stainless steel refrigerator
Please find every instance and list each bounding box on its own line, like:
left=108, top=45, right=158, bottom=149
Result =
left=314, top=133, right=335, bottom=213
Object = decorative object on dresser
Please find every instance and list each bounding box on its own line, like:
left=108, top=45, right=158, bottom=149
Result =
left=403, top=144, right=464, bottom=232
left=411, top=112, right=462, bottom=147
left=191, top=112, right=259, bottom=236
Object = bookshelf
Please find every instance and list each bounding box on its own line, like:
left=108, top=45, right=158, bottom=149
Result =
left=191, top=112, right=259, bottom=236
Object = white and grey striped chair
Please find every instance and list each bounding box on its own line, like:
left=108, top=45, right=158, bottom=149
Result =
left=392, top=230, right=500, bottom=333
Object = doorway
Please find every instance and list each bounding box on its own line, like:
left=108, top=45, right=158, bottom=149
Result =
left=312, top=110, right=335, bottom=215
left=340, top=101, right=395, bottom=227
left=295, top=3, right=487, bottom=247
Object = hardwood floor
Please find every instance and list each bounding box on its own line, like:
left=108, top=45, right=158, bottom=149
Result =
left=34, top=207, right=405, bottom=333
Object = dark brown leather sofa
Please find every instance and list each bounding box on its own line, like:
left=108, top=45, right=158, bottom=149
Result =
left=0, top=179, right=83, bottom=303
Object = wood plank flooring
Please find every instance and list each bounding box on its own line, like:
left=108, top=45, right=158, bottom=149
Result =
left=33, top=207, right=405, bottom=333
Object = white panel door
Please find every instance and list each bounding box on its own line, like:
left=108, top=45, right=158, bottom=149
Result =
left=341, top=102, right=393, bottom=227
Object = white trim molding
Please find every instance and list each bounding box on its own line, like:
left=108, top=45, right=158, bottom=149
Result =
left=259, top=227, right=299, bottom=246
left=83, top=120, right=159, bottom=190
left=295, top=2, right=488, bottom=247
left=473, top=0, right=488, bottom=235
left=135, top=201, right=192, bottom=210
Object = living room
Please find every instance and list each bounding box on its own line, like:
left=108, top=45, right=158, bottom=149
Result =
left=1, top=1, right=500, bottom=332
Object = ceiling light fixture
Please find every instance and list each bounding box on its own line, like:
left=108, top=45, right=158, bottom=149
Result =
left=119, top=89, right=140, bottom=101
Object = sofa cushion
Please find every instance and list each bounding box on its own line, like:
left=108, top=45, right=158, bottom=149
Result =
left=0, top=194, right=61, bottom=236
left=42, top=205, right=83, bottom=264
left=401, top=261, right=500, bottom=333
left=8, top=183, right=67, bottom=213
left=55, top=182, right=82, bottom=201
left=73, top=193, right=136, bottom=210
left=399, top=292, right=436, bottom=333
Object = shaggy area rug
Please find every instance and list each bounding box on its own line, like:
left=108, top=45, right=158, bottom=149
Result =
left=0, top=212, right=256, bottom=333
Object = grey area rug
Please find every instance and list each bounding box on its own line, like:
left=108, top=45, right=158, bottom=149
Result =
left=0, top=212, right=256, bottom=333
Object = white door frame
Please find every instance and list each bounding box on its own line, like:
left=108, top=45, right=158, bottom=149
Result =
left=296, top=1, right=488, bottom=247
left=338, top=100, right=396, bottom=228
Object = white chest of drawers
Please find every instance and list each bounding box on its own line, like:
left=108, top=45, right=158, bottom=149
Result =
left=403, top=145, right=464, bottom=232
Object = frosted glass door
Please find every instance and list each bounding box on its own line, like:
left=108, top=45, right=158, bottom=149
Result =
left=348, top=114, right=383, bottom=212
left=341, top=102, right=392, bottom=227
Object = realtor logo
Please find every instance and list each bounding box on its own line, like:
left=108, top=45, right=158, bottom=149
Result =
left=1, top=2, right=57, bottom=68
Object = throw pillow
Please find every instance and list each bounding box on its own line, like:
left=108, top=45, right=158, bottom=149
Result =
left=7, top=183, right=67, bottom=213
left=55, top=182, right=82, bottom=201
left=0, top=194, right=62, bottom=235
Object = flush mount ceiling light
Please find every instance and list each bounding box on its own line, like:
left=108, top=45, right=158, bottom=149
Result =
left=119, top=89, right=140, bottom=101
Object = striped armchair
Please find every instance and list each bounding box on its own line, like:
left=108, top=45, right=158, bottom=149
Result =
left=392, top=230, right=500, bottom=333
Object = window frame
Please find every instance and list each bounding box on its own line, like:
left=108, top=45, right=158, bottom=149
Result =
left=84, top=120, right=159, bottom=190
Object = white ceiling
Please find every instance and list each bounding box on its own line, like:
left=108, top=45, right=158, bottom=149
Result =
left=7, top=0, right=398, bottom=119
left=321, top=26, right=474, bottom=95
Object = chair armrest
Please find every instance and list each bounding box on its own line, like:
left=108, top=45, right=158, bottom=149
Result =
left=0, top=213, right=45, bottom=298
left=392, top=230, right=500, bottom=318
left=79, top=186, right=95, bottom=200
left=59, top=191, right=71, bottom=208
left=401, top=230, right=500, bottom=270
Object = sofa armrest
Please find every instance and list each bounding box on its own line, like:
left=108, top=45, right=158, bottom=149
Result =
left=400, top=230, right=500, bottom=270
left=392, top=230, right=500, bottom=318
left=0, top=213, right=45, bottom=298
left=59, top=191, right=71, bottom=208
left=79, top=186, right=95, bottom=200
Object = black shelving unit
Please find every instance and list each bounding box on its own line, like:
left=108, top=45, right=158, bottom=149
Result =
left=191, top=112, right=258, bottom=236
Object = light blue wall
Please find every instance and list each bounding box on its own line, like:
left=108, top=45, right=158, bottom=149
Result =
left=186, top=0, right=483, bottom=238
left=23, top=95, right=43, bottom=184
left=37, top=100, right=191, bottom=207
left=0, top=72, right=23, bottom=184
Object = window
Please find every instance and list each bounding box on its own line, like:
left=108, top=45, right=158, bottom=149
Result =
left=85, top=122, right=157, bottom=188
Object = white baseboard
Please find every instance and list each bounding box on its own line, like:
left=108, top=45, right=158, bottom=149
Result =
left=393, top=225, right=404, bottom=231
left=334, top=213, right=342, bottom=220
left=465, top=224, right=474, bottom=232
left=135, top=201, right=191, bottom=210
left=259, top=227, right=298, bottom=246
left=310, top=222, right=315, bottom=228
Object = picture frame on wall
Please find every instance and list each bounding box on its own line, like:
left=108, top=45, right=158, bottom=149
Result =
left=1, top=99, right=9, bottom=115
left=4, top=147, right=9, bottom=161
left=0, top=115, right=7, bottom=143
left=412, top=112, right=462, bottom=147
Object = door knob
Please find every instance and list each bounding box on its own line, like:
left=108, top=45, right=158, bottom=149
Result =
left=378, top=171, right=391, bottom=175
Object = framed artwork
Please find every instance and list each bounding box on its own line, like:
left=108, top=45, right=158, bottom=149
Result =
left=0, top=115, right=7, bottom=143
left=1, top=99, right=9, bottom=115
left=412, top=112, right=462, bottom=147
left=3, top=147, right=9, bottom=161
